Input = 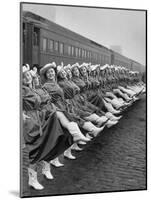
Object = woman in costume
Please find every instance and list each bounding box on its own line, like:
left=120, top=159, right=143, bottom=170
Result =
left=71, top=63, right=121, bottom=123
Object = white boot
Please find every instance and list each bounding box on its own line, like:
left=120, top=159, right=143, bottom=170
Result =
left=133, top=96, right=140, bottom=101
left=67, top=122, right=90, bottom=143
left=111, top=99, right=124, bottom=109
left=91, top=114, right=108, bottom=127
left=83, top=121, right=105, bottom=137
left=91, top=125, right=105, bottom=137
left=106, top=120, right=118, bottom=128
left=84, top=114, right=108, bottom=127
left=50, top=157, right=64, bottom=167
left=103, top=101, right=121, bottom=114
left=28, top=168, right=44, bottom=190
left=71, top=143, right=83, bottom=151
left=105, top=112, right=122, bottom=121
left=41, top=161, right=54, bottom=179
left=109, top=105, right=121, bottom=114
left=64, top=147, right=76, bottom=159
left=97, top=116, right=108, bottom=126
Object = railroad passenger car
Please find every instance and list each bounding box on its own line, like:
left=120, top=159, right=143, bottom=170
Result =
left=22, top=11, right=145, bottom=74
left=22, top=11, right=111, bottom=69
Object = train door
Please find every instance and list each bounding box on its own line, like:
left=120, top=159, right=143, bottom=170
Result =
left=22, top=22, right=33, bottom=67
left=32, top=26, right=40, bottom=66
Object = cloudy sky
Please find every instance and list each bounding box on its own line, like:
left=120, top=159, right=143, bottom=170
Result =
left=22, top=3, right=146, bottom=65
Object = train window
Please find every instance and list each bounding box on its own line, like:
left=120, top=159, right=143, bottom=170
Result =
left=85, top=50, right=87, bottom=58
left=71, top=46, right=74, bottom=56
left=78, top=48, right=81, bottom=58
left=87, top=51, right=89, bottom=59
left=82, top=49, right=85, bottom=58
left=54, top=41, right=59, bottom=52
left=89, top=52, right=92, bottom=60
left=67, top=45, right=71, bottom=56
left=42, top=38, right=47, bottom=51
left=48, top=39, right=54, bottom=52
left=75, top=47, right=78, bottom=57
left=59, top=43, right=64, bottom=54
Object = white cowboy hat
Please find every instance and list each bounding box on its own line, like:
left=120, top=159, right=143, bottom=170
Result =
left=22, top=64, right=30, bottom=73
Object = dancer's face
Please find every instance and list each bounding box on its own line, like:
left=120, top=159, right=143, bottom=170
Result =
left=72, top=67, right=79, bottom=77
left=59, top=69, right=67, bottom=79
left=80, top=66, right=87, bottom=77
left=66, top=69, right=72, bottom=79
left=46, top=68, right=56, bottom=80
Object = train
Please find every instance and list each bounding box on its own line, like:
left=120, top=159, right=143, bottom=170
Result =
left=22, top=11, right=145, bottom=74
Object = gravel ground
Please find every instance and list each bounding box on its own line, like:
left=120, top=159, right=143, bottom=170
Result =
left=21, top=94, right=146, bottom=197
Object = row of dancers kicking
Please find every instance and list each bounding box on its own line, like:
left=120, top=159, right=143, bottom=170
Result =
left=22, top=61, right=146, bottom=190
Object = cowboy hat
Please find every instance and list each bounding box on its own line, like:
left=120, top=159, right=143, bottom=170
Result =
left=22, top=64, right=30, bottom=73
left=40, top=62, right=56, bottom=76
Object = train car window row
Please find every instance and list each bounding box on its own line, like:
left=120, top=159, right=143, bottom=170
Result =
left=41, top=37, right=111, bottom=64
